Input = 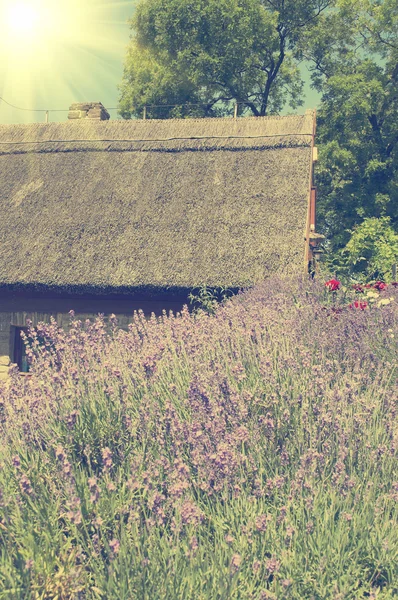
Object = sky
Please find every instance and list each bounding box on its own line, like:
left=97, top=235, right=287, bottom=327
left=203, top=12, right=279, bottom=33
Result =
left=0, top=0, right=321, bottom=125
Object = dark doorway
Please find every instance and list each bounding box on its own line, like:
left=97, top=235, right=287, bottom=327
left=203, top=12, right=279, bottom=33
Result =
left=11, top=326, right=29, bottom=372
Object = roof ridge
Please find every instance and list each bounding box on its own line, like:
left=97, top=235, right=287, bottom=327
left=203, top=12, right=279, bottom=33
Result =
left=0, top=112, right=315, bottom=129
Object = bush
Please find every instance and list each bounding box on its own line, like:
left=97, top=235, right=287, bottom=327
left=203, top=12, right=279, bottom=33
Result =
left=344, top=216, right=398, bottom=282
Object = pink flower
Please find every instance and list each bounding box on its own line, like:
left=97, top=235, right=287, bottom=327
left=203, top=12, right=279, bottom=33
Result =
left=325, top=279, right=340, bottom=291
left=374, top=281, right=387, bottom=291
left=349, top=300, right=368, bottom=310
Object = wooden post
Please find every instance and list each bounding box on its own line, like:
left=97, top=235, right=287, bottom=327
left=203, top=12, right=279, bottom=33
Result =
left=143, top=106, right=147, bottom=120
left=310, top=187, right=316, bottom=232
left=234, top=103, right=238, bottom=119
left=45, top=111, right=49, bottom=123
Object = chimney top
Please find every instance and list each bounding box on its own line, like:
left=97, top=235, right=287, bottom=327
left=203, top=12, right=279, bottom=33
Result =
left=68, top=102, right=110, bottom=121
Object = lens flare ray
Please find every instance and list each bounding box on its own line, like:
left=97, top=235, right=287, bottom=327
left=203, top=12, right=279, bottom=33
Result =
left=0, top=0, right=133, bottom=123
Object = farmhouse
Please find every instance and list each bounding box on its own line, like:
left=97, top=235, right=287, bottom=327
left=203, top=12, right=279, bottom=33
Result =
left=0, top=104, right=318, bottom=375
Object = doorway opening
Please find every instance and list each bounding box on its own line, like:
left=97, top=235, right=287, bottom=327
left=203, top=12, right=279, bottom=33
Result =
left=11, top=326, right=30, bottom=372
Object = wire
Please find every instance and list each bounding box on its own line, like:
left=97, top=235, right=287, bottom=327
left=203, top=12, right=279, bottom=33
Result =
left=0, top=133, right=313, bottom=146
left=0, top=96, right=61, bottom=112
left=0, top=97, right=122, bottom=113
left=142, top=102, right=237, bottom=108
left=0, top=97, right=271, bottom=114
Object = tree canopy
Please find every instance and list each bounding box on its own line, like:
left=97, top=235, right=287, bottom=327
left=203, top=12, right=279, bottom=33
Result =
left=119, top=0, right=331, bottom=119
left=119, top=0, right=398, bottom=280
left=305, top=0, right=398, bottom=278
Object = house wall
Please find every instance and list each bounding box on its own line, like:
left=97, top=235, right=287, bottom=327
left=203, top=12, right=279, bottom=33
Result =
left=0, top=293, right=189, bottom=377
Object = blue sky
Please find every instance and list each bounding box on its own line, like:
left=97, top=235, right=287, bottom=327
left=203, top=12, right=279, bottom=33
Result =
left=0, top=0, right=320, bottom=125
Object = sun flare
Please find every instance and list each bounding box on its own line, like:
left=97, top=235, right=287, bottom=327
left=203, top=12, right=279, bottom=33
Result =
left=0, top=0, right=133, bottom=124
left=6, top=2, right=40, bottom=35
left=1, top=0, right=58, bottom=45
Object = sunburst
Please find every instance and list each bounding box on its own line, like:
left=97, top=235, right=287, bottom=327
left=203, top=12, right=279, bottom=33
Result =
left=0, top=0, right=133, bottom=123
left=5, top=2, right=40, bottom=35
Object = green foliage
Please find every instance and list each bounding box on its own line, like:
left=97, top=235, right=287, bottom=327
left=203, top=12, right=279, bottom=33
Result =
left=305, top=0, right=398, bottom=274
left=188, top=285, right=236, bottom=315
left=344, top=216, right=398, bottom=281
left=119, top=0, right=331, bottom=118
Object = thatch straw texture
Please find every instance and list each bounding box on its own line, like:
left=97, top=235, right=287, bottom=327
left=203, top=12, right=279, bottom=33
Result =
left=0, top=113, right=313, bottom=146
left=0, top=114, right=314, bottom=294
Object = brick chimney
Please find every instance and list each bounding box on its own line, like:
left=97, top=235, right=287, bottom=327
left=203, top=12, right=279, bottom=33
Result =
left=68, top=102, right=110, bottom=121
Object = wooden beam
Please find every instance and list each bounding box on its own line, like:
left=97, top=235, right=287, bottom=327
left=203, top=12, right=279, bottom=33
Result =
left=310, top=187, right=316, bottom=232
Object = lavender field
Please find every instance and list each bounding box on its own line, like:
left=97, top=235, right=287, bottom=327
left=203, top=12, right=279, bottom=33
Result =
left=1, top=277, right=397, bottom=599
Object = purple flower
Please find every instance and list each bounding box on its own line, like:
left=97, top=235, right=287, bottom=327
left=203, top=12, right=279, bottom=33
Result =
left=62, top=460, right=73, bottom=477
left=67, top=510, right=82, bottom=525
left=225, top=534, right=235, bottom=544
left=88, top=477, right=100, bottom=504
left=190, top=536, right=199, bottom=552
left=266, top=557, right=280, bottom=574
left=277, top=506, right=287, bottom=525
left=101, top=447, right=113, bottom=470
left=12, top=456, right=21, bottom=469
left=255, top=514, right=270, bottom=532
left=109, top=314, right=118, bottom=328
left=252, top=559, right=261, bottom=574
left=66, top=410, right=79, bottom=430
left=109, top=538, right=120, bottom=555
left=55, top=445, right=66, bottom=463
left=180, top=500, right=205, bottom=526
left=186, top=536, right=199, bottom=558
left=230, top=553, right=242, bottom=573
left=19, top=474, right=33, bottom=495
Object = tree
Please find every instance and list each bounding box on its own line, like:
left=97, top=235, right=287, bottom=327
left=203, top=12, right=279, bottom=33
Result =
left=119, top=0, right=331, bottom=119
left=303, top=0, right=398, bottom=277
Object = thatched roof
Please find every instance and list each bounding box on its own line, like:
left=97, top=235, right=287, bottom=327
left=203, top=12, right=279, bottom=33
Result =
left=0, top=113, right=315, bottom=296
